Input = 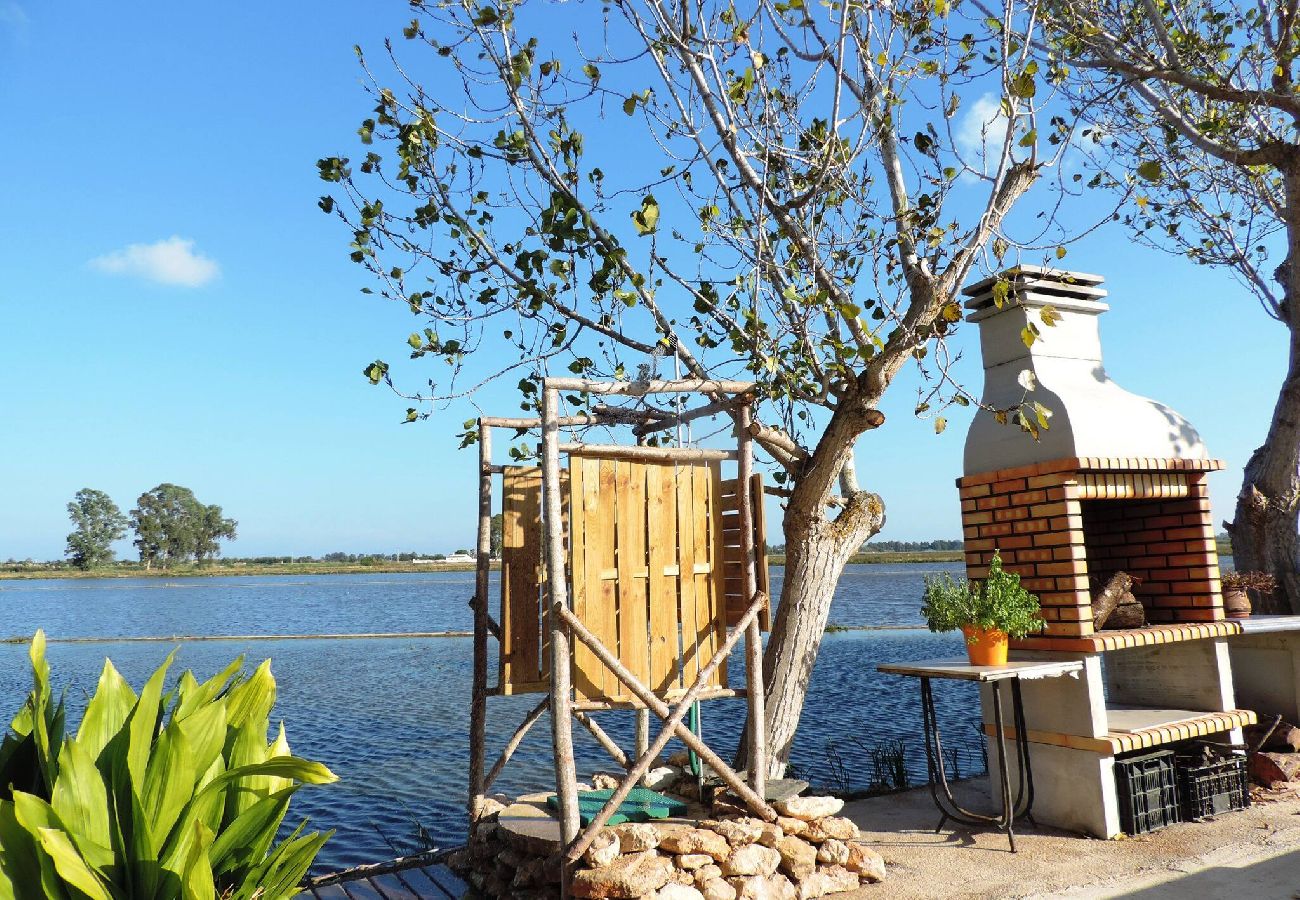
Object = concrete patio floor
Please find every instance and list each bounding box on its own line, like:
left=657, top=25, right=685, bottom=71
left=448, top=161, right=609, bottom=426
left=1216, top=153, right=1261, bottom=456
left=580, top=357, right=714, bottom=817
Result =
left=838, top=777, right=1300, bottom=899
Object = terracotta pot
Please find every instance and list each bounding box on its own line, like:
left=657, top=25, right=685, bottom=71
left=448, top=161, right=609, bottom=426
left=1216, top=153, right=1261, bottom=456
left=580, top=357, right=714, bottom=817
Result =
left=962, top=625, right=1009, bottom=666
left=1223, top=589, right=1252, bottom=619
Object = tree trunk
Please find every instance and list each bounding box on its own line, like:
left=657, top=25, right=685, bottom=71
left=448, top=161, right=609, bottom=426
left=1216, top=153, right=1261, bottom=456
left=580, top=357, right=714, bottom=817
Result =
left=744, top=397, right=887, bottom=778
left=1227, top=165, right=1300, bottom=615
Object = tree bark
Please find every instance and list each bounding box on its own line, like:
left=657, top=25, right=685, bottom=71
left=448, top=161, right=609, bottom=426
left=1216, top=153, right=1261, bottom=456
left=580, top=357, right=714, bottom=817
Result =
left=1227, top=163, right=1300, bottom=615
left=748, top=397, right=887, bottom=778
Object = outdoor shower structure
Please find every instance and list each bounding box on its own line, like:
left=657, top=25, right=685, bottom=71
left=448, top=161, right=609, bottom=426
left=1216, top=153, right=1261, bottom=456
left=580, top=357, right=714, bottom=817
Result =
left=467, top=378, right=777, bottom=874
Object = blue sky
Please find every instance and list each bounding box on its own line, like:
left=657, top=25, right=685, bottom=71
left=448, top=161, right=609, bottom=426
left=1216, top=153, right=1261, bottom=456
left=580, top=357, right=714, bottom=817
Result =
left=0, top=1, right=1283, bottom=561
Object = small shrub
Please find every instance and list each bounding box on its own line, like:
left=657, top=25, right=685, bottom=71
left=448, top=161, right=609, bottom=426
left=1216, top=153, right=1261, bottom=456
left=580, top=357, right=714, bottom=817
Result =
left=0, top=631, right=337, bottom=899
left=921, top=552, right=1042, bottom=640
left=1222, top=570, right=1276, bottom=595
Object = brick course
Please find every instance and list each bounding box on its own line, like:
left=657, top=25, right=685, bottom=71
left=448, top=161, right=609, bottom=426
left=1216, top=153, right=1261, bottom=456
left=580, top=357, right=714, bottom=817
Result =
left=957, top=459, right=1225, bottom=644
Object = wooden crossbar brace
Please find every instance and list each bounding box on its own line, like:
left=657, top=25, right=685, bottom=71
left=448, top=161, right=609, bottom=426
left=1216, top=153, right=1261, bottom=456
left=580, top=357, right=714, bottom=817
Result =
left=558, top=443, right=737, bottom=462
left=573, top=711, right=630, bottom=770
left=483, top=696, right=550, bottom=794
left=560, top=590, right=771, bottom=863
left=545, top=377, right=756, bottom=395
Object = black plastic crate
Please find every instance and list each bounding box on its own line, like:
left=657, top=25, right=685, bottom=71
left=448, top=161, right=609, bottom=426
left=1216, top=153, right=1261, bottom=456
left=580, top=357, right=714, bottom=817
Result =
left=1115, top=749, right=1181, bottom=835
left=1177, top=749, right=1249, bottom=821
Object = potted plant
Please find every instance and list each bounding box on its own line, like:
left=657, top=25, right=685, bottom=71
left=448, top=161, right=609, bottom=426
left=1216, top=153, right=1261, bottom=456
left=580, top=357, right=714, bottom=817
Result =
left=922, top=551, right=1043, bottom=665
left=1221, top=570, right=1277, bottom=618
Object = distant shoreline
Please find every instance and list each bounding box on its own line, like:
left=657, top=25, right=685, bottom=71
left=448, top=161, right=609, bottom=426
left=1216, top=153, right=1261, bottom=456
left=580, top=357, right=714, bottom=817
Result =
left=0, top=550, right=965, bottom=580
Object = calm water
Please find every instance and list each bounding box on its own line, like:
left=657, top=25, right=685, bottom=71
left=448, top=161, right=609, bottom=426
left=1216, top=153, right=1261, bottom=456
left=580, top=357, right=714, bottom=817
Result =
left=0, top=564, right=979, bottom=873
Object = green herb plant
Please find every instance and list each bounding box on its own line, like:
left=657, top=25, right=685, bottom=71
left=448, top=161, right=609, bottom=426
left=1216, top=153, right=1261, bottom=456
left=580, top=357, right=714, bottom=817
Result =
left=921, top=552, right=1043, bottom=641
left=0, top=631, right=337, bottom=900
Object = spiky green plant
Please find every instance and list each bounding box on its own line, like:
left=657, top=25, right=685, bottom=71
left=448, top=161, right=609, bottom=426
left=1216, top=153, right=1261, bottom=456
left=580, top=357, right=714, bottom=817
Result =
left=0, top=631, right=337, bottom=899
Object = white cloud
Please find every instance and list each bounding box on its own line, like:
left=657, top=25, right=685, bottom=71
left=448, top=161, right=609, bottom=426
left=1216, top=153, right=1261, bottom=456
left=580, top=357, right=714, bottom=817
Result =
left=89, top=237, right=219, bottom=288
left=955, top=93, right=1008, bottom=171
left=0, top=3, right=27, bottom=26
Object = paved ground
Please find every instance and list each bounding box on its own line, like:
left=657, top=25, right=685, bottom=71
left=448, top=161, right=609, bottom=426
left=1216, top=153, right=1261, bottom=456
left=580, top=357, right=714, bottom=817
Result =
left=839, top=777, right=1300, bottom=899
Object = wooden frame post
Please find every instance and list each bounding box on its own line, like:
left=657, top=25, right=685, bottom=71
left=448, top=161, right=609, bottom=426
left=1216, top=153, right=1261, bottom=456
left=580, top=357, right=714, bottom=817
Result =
left=542, top=388, right=580, bottom=855
left=737, top=401, right=767, bottom=799
left=469, top=422, right=492, bottom=819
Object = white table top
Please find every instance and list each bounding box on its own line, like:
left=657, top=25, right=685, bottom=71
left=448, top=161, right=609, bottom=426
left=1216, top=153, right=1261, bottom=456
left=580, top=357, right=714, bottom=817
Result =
left=876, top=658, right=1085, bottom=682
left=1234, top=615, right=1300, bottom=635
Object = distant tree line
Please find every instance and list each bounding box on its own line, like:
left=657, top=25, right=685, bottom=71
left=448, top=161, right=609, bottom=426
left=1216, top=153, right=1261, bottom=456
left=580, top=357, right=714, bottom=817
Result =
left=766, top=539, right=962, bottom=554
left=64, top=484, right=237, bottom=571
left=859, top=540, right=963, bottom=553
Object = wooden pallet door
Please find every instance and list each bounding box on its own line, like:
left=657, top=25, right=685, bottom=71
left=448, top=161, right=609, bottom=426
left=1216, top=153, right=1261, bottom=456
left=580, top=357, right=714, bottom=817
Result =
left=500, top=466, right=546, bottom=693
left=568, top=454, right=727, bottom=703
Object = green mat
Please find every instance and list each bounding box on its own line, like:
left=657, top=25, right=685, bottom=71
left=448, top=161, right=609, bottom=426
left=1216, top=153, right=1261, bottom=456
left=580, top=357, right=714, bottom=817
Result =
left=546, top=787, right=688, bottom=826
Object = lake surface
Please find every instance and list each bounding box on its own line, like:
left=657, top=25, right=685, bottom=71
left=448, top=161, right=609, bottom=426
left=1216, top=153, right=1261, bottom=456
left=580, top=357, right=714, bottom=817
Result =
left=0, top=565, right=981, bottom=873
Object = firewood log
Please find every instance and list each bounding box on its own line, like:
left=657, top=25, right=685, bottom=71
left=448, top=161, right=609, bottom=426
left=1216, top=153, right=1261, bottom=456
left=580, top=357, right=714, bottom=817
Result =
left=1092, top=572, right=1135, bottom=630
left=1248, top=751, right=1300, bottom=786
left=1103, top=594, right=1146, bottom=629
left=1245, top=720, right=1300, bottom=753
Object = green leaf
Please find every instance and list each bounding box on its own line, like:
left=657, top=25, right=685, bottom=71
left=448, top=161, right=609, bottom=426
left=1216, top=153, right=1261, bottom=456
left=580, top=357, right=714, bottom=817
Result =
left=935, top=417, right=947, bottom=435
left=75, top=660, right=136, bottom=769
left=1039, top=304, right=1062, bottom=327
left=407, top=333, right=423, bottom=350
left=35, top=828, right=112, bottom=900
left=1010, top=71, right=1036, bottom=99
left=1032, top=401, right=1052, bottom=430
left=631, top=195, right=660, bottom=236
left=126, top=649, right=176, bottom=802
left=208, top=788, right=297, bottom=877
left=622, top=96, right=637, bottom=116
left=142, top=721, right=197, bottom=857
left=362, top=360, right=389, bottom=385
left=1137, top=160, right=1162, bottom=182
left=1055, top=245, right=1067, bottom=260
left=50, top=740, right=111, bottom=864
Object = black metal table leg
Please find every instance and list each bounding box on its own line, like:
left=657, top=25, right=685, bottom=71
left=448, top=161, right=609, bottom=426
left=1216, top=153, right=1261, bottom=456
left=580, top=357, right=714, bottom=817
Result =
left=918, top=674, right=1035, bottom=852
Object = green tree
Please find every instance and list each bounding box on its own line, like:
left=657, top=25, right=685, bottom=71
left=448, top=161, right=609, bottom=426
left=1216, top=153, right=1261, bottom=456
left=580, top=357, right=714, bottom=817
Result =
left=1039, top=0, right=1300, bottom=612
left=490, top=513, right=503, bottom=557
left=322, top=0, right=1090, bottom=772
left=130, top=484, right=237, bottom=568
left=64, top=488, right=128, bottom=570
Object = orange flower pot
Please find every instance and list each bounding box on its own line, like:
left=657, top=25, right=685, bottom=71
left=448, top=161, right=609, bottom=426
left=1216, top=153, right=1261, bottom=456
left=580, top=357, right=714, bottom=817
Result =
left=962, top=625, right=1009, bottom=666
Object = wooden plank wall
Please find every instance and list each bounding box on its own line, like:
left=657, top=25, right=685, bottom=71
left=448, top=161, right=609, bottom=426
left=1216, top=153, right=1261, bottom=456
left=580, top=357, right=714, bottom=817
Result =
left=721, top=473, right=771, bottom=631
left=568, top=455, right=728, bottom=704
left=498, top=466, right=567, bottom=693
left=498, top=458, right=746, bottom=702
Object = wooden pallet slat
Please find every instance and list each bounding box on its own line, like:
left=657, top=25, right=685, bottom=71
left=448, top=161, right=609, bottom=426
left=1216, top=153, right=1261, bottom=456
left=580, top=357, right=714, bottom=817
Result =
left=500, top=467, right=544, bottom=689
left=647, top=462, right=682, bottom=694
left=616, top=459, right=650, bottom=692
left=676, top=463, right=703, bottom=684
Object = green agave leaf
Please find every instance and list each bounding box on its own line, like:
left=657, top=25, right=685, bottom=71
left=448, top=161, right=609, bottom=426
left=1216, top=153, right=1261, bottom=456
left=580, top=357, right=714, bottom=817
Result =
left=222, top=719, right=269, bottom=825
left=28, top=632, right=59, bottom=793
left=76, top=659, right=136, bottom=766
left=175, top=657, right=242, bottom=722
left=0, top=856, right=15, bottom=900
left=208, top=787, right=297, bottom=877
left=11, top=792, right=71, bottom=899
left=264, top=723, right=293, bottom=795
left=127, top=785, right=164, bottom=899
left=218, top=757, right=338, bottom=788
left=180, top=821, right=215, bottom=900
left=0, top=799, right=51, bottom=899
left=51, top=738, right=114, bottom=870
left=223, top=661, right=275, bottom=733
left=35, top=827, right=113, bottom=900
left=127, top=649, right=177, bottom=799
left=142, top=721, right=197, bottom=855
left=242, top=828, right=332, bottom=900
left=176, top=700, right=227, bottom=786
